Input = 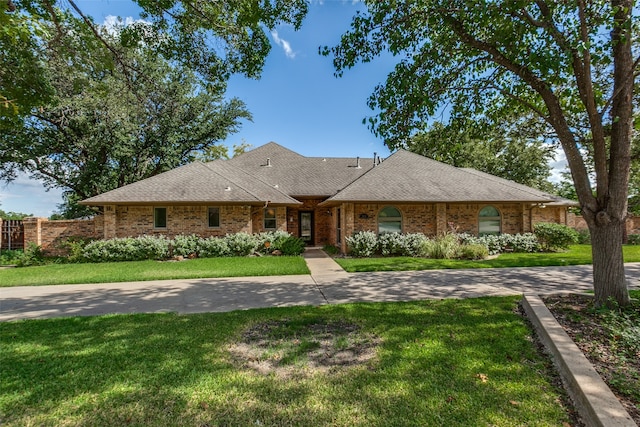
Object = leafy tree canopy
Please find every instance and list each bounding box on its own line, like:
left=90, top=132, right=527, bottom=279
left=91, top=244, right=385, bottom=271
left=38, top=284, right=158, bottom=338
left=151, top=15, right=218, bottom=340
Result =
left=2, top=0, right=308, bottom=116
left=0, top=15, right=251, bottom=217
left=324, top=0, right=638, bottom=307
left=0, top=209, right=32, bottom=220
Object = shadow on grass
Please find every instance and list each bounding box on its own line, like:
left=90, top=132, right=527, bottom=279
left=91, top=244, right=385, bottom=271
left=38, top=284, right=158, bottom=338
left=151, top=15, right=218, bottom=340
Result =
left=1, top=298, right=572, bottom=426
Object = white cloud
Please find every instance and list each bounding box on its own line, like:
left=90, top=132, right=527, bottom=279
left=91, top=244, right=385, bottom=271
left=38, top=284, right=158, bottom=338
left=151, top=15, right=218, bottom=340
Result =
left=548, top=146, right=569, bottom=183
left=271, top=30, right=296, bottom=59
left=0, top=173, right=63, bottom=217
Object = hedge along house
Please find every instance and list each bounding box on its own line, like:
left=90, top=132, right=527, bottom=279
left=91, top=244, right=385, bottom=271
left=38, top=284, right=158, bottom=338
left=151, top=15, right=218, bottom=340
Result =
left=80, top=142, right=577, bottom=253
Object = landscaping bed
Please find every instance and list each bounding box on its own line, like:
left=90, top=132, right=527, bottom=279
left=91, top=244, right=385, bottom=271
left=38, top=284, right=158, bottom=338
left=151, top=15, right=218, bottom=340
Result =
left=544, top=290, right=640, bottom=424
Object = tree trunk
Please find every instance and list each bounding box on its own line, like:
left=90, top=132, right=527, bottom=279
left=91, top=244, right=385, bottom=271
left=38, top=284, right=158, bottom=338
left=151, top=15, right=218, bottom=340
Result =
left=588, top=217, right=631, bottom=308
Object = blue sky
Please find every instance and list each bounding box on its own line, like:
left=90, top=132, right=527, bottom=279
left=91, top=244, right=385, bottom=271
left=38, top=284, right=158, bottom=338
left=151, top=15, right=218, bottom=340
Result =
left=0, top=1, right=567, bottom=217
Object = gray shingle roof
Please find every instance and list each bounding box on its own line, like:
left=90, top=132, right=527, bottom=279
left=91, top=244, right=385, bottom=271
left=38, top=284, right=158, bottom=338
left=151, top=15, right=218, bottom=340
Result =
left=81, top=142, right=574, bottom=207
left=81, top=161, right=300, bottom=206
left=227, top=142, right=373, bottom=196
left=322, top=150, right=561, bottom=204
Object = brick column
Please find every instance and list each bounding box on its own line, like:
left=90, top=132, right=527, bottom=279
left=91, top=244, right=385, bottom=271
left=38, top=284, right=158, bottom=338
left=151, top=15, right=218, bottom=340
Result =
left=0, top=217, right=3, bottom=249
left=23, top=217, right=45, bottom=247
left=340, top=203, right=354, bottom=254
left=103, top=205, right=116, bottom=239
left=435, top=203, right=447, bottom=235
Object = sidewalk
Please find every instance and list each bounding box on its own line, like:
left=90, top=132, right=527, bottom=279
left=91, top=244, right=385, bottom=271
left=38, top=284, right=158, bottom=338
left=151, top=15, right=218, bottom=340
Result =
left=1, top=250, right=639, bottom=321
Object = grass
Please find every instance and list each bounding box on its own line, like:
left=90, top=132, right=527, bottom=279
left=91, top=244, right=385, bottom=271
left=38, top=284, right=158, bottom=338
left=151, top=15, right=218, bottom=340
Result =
left=336, top=244, right=640, bottom=272
left=0, top=297, right=574, bottom=426
left=0, top=256, right=309, bottom=287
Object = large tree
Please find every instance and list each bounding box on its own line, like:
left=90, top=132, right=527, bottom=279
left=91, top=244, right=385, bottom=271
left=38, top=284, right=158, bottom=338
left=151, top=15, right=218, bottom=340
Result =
left=1, top=16, right=250, bottom=217
left=2, top=0, right=307, bottom=116
left=324, top=1, right=638, bottom=307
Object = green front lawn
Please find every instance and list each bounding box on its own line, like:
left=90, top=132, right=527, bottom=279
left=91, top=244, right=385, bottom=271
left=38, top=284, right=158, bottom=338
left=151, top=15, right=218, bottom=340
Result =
left=0, top=256, right=309, bottom=287
left=0, top=297, right=573, bottom=426
left=336, top=245, right=640, bottom=272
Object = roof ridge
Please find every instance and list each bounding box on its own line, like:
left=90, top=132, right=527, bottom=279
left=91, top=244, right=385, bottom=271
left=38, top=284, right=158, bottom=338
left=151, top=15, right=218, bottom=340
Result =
left=201, top=161, right=298, bottom=204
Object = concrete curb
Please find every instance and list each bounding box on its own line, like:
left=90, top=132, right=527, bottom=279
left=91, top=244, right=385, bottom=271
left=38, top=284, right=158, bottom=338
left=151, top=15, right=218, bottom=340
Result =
left=522, top=294, right=636, bottom=427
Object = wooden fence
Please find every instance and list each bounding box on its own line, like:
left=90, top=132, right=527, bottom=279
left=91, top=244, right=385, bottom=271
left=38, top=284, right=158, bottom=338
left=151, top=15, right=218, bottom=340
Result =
left=0, top=219, right=24, bottom=250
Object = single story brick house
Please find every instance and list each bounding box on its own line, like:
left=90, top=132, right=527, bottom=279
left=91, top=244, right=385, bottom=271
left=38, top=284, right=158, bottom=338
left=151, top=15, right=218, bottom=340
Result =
left=80, top=142, right=577, bottom=253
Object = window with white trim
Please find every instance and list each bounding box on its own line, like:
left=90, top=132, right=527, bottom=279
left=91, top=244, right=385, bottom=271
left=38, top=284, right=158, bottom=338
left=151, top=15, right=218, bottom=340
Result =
left=478, top=205, right=501, bottom=235
left=378, top=206, right=402, bottom=234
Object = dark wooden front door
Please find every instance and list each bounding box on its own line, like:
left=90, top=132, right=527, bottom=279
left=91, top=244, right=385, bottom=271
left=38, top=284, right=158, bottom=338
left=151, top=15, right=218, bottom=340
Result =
left=299, top=211, right=314, bottom=245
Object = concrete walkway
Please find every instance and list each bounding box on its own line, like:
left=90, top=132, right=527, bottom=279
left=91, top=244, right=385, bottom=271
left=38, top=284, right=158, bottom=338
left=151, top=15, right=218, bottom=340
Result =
left=1, top=249, right=639, bottom=321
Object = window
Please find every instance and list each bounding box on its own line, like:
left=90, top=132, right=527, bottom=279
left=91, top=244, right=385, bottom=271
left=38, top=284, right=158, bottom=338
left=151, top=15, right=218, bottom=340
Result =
left=478, top=205, right=501, bottom=235
left=208, top=207, right=220, bottom=228
left=378, top=206, right=402, bottom=234
left=264, top=208, right=276, bottom=230
left=154, top=207, right=167, bottom=228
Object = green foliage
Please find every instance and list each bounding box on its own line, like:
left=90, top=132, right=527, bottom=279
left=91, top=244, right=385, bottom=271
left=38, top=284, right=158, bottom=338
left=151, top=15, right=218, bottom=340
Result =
left=225, top=232, right=259, bottom=256
left=61, top=237, right=94, bottom=263
left=458, top=244, right=490, bottom=261
left=275, top=235, right=306, bottom=256
left=377, top=232, right=405, bottom=256
left=171, top=234, right=201, bottom=257
left=15, top=243, right=45, bottom=267
left=197, top=237, right=231, bottom=258
left=346, top=231, right=378, bottom=257
left=421, top=234, right=460, bottom=259
left=0, top=249, right=23, bottom=265
left=82, top=236, right=171, bottom=262
left=0, top=209, right=31, bottom=220
left=458, top=233, right=540, bottom=255
left=627, top=234, right=640, bottom=245
left=534, top=223, right=580, bottom=252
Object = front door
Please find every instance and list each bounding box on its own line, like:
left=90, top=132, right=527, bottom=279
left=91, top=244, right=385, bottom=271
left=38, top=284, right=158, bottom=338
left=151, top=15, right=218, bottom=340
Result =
left=299, top=211, right=314, bottom=245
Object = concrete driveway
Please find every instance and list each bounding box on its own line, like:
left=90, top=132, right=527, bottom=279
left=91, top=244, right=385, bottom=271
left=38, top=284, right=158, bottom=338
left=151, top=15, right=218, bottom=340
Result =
left=2, top=262, right=639, bottom=321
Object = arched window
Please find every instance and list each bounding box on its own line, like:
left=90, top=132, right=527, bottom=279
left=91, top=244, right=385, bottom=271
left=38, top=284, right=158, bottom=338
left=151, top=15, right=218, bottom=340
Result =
left=378, top=206, right=402, bottom=234
left=478, top=205, right=501, bottom=235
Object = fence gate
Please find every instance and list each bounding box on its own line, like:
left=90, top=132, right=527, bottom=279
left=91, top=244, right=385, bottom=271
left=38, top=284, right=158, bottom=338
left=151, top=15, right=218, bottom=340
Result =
left=1, top=220, right=24, bottom=250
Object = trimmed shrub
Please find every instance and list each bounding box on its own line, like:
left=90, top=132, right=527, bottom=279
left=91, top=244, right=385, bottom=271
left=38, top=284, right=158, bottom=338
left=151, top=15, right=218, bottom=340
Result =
left=402, top=233, right=429, bottom=257
left=276, top=235, right=306, bottom=255
left=82, top=235, right=170, bottom=262
left=459, top=243, right=489, bottom=260
left=198, top=237, right=230, bottom=258
left=225, top=232, right=258, bottom=256
left=576, top=229, right=591, bottom=244
left=534, top=222, right=579, bottom=252
left=172, top=234, right=201, bottom=257
left=627, top=234, right=640, bottom=245
left=457, top=232, right=539, bottom=255
left=378, top=232, right=405, bottom=256
left=255, top=231, right=292, bottom=254
left=346, top=231, right=378, bottom=257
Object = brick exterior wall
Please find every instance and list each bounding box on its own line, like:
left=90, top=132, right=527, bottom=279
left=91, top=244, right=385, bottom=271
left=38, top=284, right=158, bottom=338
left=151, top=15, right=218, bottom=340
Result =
left=23, top=216, right=104, bottom=256
left=114, top=205, right=253, bottom=238
left=285, top=199, right=334, bottom=246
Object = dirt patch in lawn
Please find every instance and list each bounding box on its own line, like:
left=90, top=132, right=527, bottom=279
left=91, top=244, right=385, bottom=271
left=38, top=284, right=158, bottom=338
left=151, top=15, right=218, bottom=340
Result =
left=544, top=293, right=640, bottom=424
left=229, top=319, right=381, bottom=378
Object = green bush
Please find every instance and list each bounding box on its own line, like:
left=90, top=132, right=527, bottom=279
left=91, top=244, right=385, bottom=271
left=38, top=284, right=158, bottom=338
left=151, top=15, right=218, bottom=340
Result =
left=255, top=231, right=292, bottom=254
left=378, top=232, right=405, bottom=256
left=62, top=237, right=94, bottom=263
left=627, top=234, right=640, bottom=245
left=422, top=234, right=460, bottom=259
left=16, top=243, right=46, bottom=267
left=224, top=232, right=258, bottom=256
left=197, top=237, right=231, bottom=258
left=458, top=233, right=539, bottom=255
left=275, top=235, right=306, bottom=255
left=459, top=243, right=489, bottom=260
left=576, top=229, right=591, bottom=244
left=346, top=231, right=378, bottom=257
left=172, top=234, right=201, bottom=257
left=82, top=236, right=170, bottom=262
left=0, top=249, right=24, bottom=265
left=534, top=222, right=579, bottom=252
